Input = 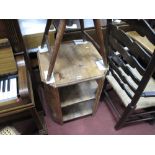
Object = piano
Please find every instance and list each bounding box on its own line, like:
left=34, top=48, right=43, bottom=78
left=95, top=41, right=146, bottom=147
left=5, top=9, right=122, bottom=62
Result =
left=0, top=39, right=18, bottom=105
left=0, top=38, right=46, bottom=134
left=0, top=38, right=30, bottom=113
left=0, top=19, right=46, bottom=133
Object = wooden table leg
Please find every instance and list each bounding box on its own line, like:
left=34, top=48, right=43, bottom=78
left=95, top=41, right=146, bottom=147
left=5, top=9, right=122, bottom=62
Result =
left=30, top=107, right=47, bottom=135
left=47, top=19, right=66, bottom=81
left=93, top=19, right=107, bottom=66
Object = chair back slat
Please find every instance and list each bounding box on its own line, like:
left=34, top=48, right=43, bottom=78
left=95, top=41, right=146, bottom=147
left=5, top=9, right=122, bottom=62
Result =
left=109, top=35, right=146, bottom=75
left=110, top=25, right=151, bottom=63
left=110, top=68, right=133, bottom=99
left=110, top=52, right=140, bottom=85
left=109, top=57, right=137, bottom=93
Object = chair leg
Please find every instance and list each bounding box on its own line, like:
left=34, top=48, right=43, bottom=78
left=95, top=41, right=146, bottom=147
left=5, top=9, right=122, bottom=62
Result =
left=102, top=78, right=108, bottom=91
left=115, top=104, right=135, bottom=130
left=30, top=107, right=47, bottom=135
left=79, top=19, right=86, bottom=41
left=100, top=78, right=108, bottom=100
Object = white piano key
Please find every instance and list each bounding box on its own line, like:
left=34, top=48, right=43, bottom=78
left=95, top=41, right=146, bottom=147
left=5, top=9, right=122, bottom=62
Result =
left=0, top=80, right=5, bottom=101
left=9, top=78, right=17, bottom=98
left=0, top=81, right=2, bottom=92
left=1, top=80, right=3, bottom=92
left=5, top=79, right=8, bottom=92
left=0, top=80, right=1, bottom=91
left=0, top=78, right=17, bottom=103
left=0, top=81, right=3, bottom=100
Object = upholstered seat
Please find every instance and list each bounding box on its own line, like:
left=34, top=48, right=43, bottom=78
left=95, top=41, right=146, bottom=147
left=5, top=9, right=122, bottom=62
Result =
left=107, top=68, right=155, bottom=109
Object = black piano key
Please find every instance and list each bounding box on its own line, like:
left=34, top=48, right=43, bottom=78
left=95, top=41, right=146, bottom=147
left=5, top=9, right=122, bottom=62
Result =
left=7, top=78, right=10, bottom=91
left=2, top=80, right=5, bottom=92
left=16, top=77, right=20, bottom=97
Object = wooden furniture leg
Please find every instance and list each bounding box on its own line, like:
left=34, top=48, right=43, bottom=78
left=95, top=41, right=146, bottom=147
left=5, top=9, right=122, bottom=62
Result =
left=79, top=19, right=86, bottom=41
left=30, top=107, right=47, bottom=135
left=41, top=19, right=53, bottom=48
left=93, top=19, right=107, bottom=66
left=47, top=19, right=66, bottom=81
left=93, top=78, right=105, bottom=114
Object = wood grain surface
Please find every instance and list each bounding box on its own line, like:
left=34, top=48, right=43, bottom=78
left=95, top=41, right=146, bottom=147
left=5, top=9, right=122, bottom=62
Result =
left=126, top=31, right=155, bottom=54
left=38, top=42, right=108, bottom=87
left=0, top=46, right=17, bottom=76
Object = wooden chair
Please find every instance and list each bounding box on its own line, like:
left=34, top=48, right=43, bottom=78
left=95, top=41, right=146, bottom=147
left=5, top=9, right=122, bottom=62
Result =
left=103, top=19, right=155, bottom=130
left=123, top=19, right=155, bottom=45
left=124, top=19, right=155, bottom=79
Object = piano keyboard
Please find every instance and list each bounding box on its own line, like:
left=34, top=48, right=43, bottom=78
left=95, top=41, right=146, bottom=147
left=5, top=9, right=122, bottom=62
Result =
left=0, top=77, right=17, bottom=103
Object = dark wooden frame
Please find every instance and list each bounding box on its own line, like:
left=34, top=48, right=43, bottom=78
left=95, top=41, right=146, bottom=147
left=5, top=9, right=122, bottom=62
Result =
left=103, top=19, right=155, bottom=130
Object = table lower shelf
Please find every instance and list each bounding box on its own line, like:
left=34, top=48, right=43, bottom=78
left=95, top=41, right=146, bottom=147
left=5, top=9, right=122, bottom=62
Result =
left=62, top=99, right=94, bottom=122
left=59, top=80, right=98, bottom=108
